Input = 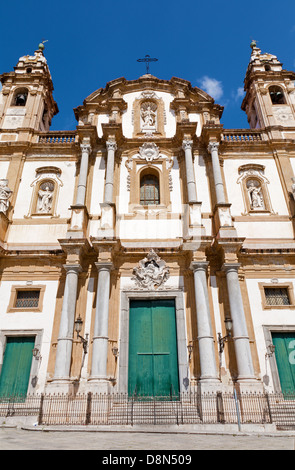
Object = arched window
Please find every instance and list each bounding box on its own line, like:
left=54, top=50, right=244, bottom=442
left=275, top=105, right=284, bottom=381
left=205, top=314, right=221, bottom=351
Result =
left=269, top=86, right=286, bottom=105
left=140, top=173, right=160, bottom=205
left=12, top=88, right=28, bottom=106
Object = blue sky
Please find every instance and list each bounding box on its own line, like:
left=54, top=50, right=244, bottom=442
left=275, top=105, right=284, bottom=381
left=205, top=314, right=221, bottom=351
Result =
left=1, top=0, right=295, bottom=131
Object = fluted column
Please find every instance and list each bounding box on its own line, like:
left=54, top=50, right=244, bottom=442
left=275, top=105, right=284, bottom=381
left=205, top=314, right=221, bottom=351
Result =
left=182, top=139, right=197, bottom=203
left=53, top=264, right=82, bottom=381
left=223, top=263, right=255, bottom=382
left=104, top=140, right=117, bottom=204
left=208, top=142, right=225, bottom=204
left=191, top=261, right=219, bottom=383
left=90, top=261, right=113, bottom=381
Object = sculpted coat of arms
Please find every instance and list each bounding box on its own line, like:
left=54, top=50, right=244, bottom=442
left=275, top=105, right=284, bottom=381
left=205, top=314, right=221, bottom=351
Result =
left=132, top=249, right=170, bottom=290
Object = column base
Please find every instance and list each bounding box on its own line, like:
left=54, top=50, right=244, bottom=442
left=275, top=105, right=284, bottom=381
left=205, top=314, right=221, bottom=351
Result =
left=87, top=377, right=112, bottom=394
left=234, top=378, right=265, bottom=394
left=197, top=379, right=223, bottom=394
left=45, top=378, right=76, bottom=395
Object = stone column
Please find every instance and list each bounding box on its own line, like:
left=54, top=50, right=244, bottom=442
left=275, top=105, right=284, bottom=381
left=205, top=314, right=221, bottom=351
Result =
left=90, top=261, right=113, bottom=385
left=104, top=140, right=117, bottom=204
left=76, top=143, right=91, bottom=206
left=191, top=262, right=219, bottom=384
left=208, top=142, right=225, bottom=204
left=53, top=264, right=82, bottom=382
left=223, top=263, right=255, bottom=382
left=182, top=139, right=197, bottom=203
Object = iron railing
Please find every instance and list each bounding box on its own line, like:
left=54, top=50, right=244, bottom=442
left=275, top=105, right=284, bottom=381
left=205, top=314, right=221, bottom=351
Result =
left=0, top=392, right=294, bottom=429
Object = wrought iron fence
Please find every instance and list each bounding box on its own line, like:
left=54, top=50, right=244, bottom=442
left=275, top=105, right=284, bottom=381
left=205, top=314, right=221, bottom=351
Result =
left=0, top=392, right=295, bottom=429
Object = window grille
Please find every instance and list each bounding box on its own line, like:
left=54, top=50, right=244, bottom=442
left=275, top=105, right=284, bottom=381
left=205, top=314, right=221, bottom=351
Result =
left=264, top=287, right=290, bottom=306
left=15, top=290, right=40, bottom=309
left=140, top=174, right=160, bottom=205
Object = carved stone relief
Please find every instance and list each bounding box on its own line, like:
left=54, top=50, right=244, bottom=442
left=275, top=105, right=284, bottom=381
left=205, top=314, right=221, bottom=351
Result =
left=132, top=249, right=170, bottom=290
left=138, top=142, right=160, bottom=162
left=0, top=179, right=12, bottom=215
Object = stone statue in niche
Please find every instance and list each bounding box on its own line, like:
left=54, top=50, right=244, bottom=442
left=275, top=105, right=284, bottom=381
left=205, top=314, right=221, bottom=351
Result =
left=132, top=249, right=170, bottom=290
left=0, top=179, right=12, bottom=215
left=141, top=101, right=157, bottom=132
left=37, top=181, right=54, bottom=213
left=247, top=179, right=265, bottom=210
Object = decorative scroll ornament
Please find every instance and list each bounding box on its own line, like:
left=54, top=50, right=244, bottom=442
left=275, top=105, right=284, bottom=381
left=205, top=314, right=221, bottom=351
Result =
left=138, top=142, right=160, bottom=162
left=132, top=249, right=170, bottom=290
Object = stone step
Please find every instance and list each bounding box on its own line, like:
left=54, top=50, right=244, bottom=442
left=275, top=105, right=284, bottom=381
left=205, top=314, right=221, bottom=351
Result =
left=107, top=400, right=202, bottom=424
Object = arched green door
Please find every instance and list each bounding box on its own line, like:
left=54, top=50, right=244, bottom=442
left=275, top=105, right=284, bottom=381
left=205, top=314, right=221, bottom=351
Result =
left=128, top=299, right=179, bottom=398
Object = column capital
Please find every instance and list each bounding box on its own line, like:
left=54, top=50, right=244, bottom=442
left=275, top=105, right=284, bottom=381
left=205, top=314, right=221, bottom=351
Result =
left=95, top=261, right=114, bottom=272
left=182, top=139, right=193, bottom=151
left=106, top=140, right=117, bottom=152
left=208, top=141, right=219, bottom=153
left=63, top=263, right=82, bottom=274
left=222, top=262, right=241, bottom=274
left=190, top=261, right=209, bottom=272
left=80, top=143, right=92, bottom=154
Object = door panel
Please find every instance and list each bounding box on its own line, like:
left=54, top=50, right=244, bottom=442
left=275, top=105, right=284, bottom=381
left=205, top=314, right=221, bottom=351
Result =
left=272, top=333, right=295, bottom=394
left=0, top=336, right=35, bottom=398
left=128, top=299, right=179, bottom=398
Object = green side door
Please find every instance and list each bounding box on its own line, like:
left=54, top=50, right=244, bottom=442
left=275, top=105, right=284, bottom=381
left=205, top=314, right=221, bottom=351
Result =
left=128, top=299, right=179, bottom=398
left=272, top=332, right=295, bottom=395
left=0, top=336, right=35, bottom=398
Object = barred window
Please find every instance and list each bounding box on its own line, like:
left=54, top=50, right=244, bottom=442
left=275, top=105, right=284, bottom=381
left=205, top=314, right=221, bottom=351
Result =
left=140, top=174, right=160, bottom=205
left=264, top=288, right=290, bottom=306
left=15, top=290, right=40, bottom=309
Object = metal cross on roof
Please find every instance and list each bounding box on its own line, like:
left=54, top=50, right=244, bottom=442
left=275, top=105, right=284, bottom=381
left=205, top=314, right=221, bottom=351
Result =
left=137, top=55, right=158, bottom=74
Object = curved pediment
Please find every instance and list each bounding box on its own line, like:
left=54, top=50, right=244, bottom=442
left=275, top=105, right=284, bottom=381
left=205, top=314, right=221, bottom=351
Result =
left=74, top=75, right=223, bottom=138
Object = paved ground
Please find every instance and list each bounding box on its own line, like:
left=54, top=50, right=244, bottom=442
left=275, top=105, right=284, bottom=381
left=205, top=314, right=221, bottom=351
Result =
left=0, top=428, right=294, bottom=451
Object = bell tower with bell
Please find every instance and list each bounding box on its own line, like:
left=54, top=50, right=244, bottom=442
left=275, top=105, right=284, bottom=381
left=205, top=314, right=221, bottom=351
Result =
left=242, top=41, right=295, bottom=137
left=0, top=42, right=58, bottom=133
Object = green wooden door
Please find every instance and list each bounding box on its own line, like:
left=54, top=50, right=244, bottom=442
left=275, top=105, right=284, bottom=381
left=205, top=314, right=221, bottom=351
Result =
left=0, top=337, right=35, bottom=398
left=128, top=299, right=179, bottom=398
left=272, top=333, right=295, bottom=395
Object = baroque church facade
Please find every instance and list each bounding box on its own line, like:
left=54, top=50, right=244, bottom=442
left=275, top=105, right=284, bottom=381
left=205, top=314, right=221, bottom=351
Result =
left=0, top=41, right=295, bottom=398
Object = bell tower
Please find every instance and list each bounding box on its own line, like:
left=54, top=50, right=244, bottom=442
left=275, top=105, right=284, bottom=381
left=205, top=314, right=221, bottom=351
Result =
left=0, top=42, right=58, bottom=132
left=242, top=41, right=295, bottom=134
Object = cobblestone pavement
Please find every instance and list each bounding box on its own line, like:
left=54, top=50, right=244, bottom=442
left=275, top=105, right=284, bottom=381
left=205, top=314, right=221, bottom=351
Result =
left=0, top=428, right=294, bottom=450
